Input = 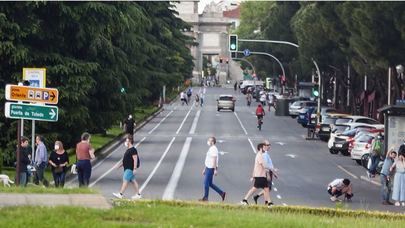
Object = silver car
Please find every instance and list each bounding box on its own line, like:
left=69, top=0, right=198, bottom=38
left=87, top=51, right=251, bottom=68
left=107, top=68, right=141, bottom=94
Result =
left=217, top=95, right=235, bottom=112
left=289, top=101, right=317, bottom=118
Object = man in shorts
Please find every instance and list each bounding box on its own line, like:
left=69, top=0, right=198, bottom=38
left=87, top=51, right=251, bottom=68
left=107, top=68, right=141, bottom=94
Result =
left=327, top=178, right=353, bottom=202
left=113, top=136, right=142, bottom=200
left=241, top=143, right=272, bottom=206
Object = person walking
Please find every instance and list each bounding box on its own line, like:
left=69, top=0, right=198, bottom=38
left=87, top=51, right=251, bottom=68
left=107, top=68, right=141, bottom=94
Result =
left=180, top=91, right=188, bottom=105
left=253, top=140, right=278, bottom=204
left=199, top=137, right=226, bottom=202
left=390, top=151, right=405, bottom=206
left=75, top=132, right=95, bottom=187
left=34, top=135, right=49, bottom=187
left=17, top=136, right=31, bottom=187
left=327, top=178, right=353, bottom=202
left=380, top=149, right=397, bottom=205
left=113, top=136, right=142, bottom=200
left=369, top=133, right=383, bottom=178
left=48, top=141, right=69, bottom=187
left=186, top=87, right=192, bottom=103
left=124, top=114, right=136, bottom=136
left=200, top=92, right=204, bottom=107
left=195, top=94, right=200, bottom=107
left=241, top=143, right=272, bottom=206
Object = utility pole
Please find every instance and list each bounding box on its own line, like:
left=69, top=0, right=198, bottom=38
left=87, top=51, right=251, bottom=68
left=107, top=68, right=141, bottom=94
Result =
left=347, top=63, right=350, bottom=109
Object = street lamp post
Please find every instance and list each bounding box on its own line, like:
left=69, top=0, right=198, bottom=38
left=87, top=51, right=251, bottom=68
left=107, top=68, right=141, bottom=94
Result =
left=312, top=59, right=322, bottom=125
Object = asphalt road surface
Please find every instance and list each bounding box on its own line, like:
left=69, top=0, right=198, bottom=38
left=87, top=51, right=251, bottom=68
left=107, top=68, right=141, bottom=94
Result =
left=68, top=86, right=404, bottom=213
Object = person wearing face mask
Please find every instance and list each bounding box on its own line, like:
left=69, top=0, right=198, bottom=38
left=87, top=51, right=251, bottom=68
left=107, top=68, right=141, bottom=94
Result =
left=48, top=141, right=69, bottom=187
left=199, top=137, right=226, bottom=202
left=75, top=132, right=95, bottom=187
left=113, top=136, right=142, bottom=199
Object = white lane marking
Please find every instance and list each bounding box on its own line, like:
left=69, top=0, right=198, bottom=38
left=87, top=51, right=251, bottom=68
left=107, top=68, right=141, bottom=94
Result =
left=189, top=110, right=201, bottom=134
left=360, top=175, right=381, bottom=186
left=282, top=203, right=287, bottom=206
left=285, top=154, right=296, bottom=158
left=91, top=142, right=123, bottom=170
left=273, top=187, right=278, bottom=192
left=219, top=151, right=229, bottom=155
left=248, top=138, right=256, bottom=154
left=176, top=105, right=193, bottom=134
left=89, top=137, right=146, bottom=188
left=276, top=142, right=285, bottom=146
left=139, top=137, right=176, bottom=193
left=234, top=112, right=248, bottom=135
left=162, top=137, right=192, bottom=200
left=217, top=139, right=225, bottom=143
left=276, top=195, right=282, bottom=199
left=149, top=110, right=173, bottom=134
left=337, top=165, right=359, bottom=180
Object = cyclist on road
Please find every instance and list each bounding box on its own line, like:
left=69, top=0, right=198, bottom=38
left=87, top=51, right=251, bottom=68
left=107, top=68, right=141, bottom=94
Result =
left=255, top=104, right=265, bottom=129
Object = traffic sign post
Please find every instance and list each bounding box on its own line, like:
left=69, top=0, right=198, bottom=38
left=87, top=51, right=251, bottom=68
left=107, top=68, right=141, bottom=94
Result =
left=5, top=103, right=58, bottom=122
left=243, top=49, right=251, bottom=57
left=5, top=85, right=58, bottom=104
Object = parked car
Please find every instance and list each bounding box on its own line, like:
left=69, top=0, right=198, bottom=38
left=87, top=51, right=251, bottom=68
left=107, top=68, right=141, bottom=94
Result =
left=289, top=101, right=317, bottom=118
left=328, top=123, right=383, bottom=154
left=334, top=115, right=380, bottom=125
left=297, top=107, right=316, bottom=127
left=217, top=95, right=235, bottom=112
left=351, top=130, right=385, bottom=165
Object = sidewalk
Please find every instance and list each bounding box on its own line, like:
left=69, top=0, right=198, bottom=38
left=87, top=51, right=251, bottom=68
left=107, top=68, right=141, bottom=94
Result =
left=0, top=193, right=111, bottom=209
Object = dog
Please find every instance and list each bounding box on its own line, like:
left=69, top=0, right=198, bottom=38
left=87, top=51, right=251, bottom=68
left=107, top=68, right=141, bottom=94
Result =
left=0, top=174, right=14, bottom=187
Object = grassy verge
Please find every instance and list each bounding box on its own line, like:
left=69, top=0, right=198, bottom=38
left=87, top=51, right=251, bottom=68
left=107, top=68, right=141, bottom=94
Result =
left=0, top=186, right=95, bottom=194
left=0, top=200, right=403, bottom=227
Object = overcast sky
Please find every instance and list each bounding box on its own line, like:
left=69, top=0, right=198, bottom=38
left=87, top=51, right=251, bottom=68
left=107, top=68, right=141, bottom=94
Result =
left=198, top=0, right=217, bottom=14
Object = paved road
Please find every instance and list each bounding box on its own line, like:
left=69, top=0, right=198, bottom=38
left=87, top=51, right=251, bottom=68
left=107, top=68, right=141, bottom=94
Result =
left=69, top=86, right=403, bottom=213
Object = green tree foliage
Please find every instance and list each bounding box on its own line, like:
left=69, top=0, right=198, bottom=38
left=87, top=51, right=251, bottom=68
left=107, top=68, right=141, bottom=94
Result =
left=0, top=2, right=193, bottom=166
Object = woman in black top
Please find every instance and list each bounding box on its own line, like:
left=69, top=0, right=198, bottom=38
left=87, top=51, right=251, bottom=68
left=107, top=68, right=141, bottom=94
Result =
left=49, top=141, right=69, bottom=187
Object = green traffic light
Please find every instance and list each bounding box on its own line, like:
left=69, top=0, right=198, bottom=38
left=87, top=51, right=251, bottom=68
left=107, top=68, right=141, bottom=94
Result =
left=230, top=44, right=236, bottom=50
left=120, top=87, right=125, bottom=93
left=312, top=89, right=319, bottom=97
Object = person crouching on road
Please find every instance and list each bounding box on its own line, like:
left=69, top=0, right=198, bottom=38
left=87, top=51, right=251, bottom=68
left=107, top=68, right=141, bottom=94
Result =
left=113, top=136, right=142, bottom=200
left=327, top=178, right=353, bottom=202
left=199, top=136, right=226, bottom=202
left=76, top=132, right=95, bottom=187
left=48, top=141, right=69, bottom=187
left=241, top=143, right=272, bottom=206
left=380, top=149, right=397, bottom=205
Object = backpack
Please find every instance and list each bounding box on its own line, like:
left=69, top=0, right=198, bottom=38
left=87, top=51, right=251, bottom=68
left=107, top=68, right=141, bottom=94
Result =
left=373, top=140, right=382, bottom=155
left=256, top=108, right=264, bottom=115
left=187, top=89, right=192, bottom=96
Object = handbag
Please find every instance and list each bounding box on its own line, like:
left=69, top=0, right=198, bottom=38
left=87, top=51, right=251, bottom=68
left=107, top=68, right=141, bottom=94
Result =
left=54, top=166, right=64, bottom=173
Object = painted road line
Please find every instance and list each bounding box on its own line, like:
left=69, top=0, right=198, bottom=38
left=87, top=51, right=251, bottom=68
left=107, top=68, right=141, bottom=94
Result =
left=139, top=137, right=176, bottom=193
left=276, top=195, right=282, bottom=199
left=176, top=105, right=194, bottom=134
left=189, top=110, right=201, bottom=134
left=360, top=175, right=381, bottom=186
left=282, top=203, right=288, bottom=206
left=248, top=138, right=256, bottom=154
left=148, top=110, right=173, bottom=134
left=88, top=137, right=146, bottom=188
left=337, top=165, right=359, bottom=180
left=234, top=112, right=248, bottom=135
left=273, top=187, right=278, bottom=192
left=162, top=137, right=192, bottom=200
left=285, top=154, right=297, bottom=158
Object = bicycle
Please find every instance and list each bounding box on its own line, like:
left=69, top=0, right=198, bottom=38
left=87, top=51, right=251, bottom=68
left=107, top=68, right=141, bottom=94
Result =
left=257, top=115, right=263, bottom=131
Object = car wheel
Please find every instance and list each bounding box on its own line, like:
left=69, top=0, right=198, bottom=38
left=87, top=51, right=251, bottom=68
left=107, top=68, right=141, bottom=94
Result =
left=329, top=149, right=338, bottom=154
left=320, top=136, right=329, bottom=142
left=291, top=116, right=297, bottom=119
left=217, top=108, right=220, bottom=112
left=301, top=124, right=307, bottom=128
left=231, top=108, right=235, bottom=112
left=361, top=154, right=370, bottom=169
left=355, top=160, right=362, bottom=165
left=341, top=150, right=350, bottom=156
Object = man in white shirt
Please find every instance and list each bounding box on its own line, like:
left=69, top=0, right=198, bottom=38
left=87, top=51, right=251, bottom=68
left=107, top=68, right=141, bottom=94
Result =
left=327, top=178, right=353, bottom=202
left=199, top=137, right=226, bottom=202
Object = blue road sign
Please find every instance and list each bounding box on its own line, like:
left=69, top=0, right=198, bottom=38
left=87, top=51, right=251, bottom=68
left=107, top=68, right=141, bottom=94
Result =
left=243, top=49, right=251, bottom=57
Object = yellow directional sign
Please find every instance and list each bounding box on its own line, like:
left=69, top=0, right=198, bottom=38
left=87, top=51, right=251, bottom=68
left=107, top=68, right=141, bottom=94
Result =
left=5, top=84, right=59, bottom=104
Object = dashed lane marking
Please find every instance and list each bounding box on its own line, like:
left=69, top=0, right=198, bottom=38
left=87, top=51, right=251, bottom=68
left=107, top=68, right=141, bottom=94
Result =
left=276, top=195, right=282, bottom=199
left=148, top=110, right=173, bottom=134
left=360, top=175, right=381, bottom=186
left=248, top=138, right=256, bottom=154
left=234, top=112, right=248, bottom=135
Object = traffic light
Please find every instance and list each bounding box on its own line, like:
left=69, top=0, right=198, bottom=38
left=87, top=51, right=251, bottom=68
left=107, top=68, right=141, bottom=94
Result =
left=120, top=87, right=126, bottom=93
left=312, top=87, right=319, bottom=97
left=231, top=52, right=237, bottom=59
left=229, top=34, right=238, bottom=52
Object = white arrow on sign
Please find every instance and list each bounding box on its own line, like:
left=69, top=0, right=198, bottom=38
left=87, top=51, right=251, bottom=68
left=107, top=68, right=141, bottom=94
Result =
left=219, top=151, right=229, bottom=155
left=276, top=142, right=285, bottom=146
left=49, top=109, right=56, bottom=119
left=285, top=154, right=296, bottom=158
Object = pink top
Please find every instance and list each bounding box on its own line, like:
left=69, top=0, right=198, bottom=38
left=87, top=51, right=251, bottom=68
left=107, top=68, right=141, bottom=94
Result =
left=253, top=152, right=266, bottom=177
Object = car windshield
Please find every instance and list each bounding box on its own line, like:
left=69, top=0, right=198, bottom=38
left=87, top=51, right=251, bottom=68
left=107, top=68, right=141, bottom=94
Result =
left=323, top=117, right=337, bottom=124
left=335, top=118, right=352, bottom=124
left=333, top=125, right=348, bottom=133
left=219, top=96, right=233, bottom=101
left=358, top=134, right=374, bottom=143
left=342, top=129, right=357, bottom=136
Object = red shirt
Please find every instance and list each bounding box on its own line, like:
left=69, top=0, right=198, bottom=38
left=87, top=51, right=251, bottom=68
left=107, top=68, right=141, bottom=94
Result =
left=256, top=106, right=265, bottom=116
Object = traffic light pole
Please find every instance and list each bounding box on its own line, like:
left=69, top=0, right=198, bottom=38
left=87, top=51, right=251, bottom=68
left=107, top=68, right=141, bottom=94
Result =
left=235, top=51, right=285, bottom=80
left=312, top=59, right=322, bottom=125
left=231, top=58, right=256, bottom=75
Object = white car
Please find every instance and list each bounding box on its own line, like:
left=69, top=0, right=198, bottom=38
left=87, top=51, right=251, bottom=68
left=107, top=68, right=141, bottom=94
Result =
left=351, top=130, right=384, bottom=164
left=334, top=115, right=381, bottom=125
left=328, top=123, right=384, bottom=150
left=289, top=101, right=317, bottom=118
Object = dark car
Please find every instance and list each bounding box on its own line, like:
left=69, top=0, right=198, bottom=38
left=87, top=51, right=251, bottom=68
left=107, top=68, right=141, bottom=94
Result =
left=318, top=116, right=338, bottom=141
left=332, top=129, right=359, bottom=156
left=297, top=107, right=316, bottom=127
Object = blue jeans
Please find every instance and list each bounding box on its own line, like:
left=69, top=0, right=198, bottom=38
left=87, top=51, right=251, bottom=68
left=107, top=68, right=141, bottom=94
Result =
left=77, top=160, right=92, bottom=187
left=52, top=171, right=66, bottom=187
left=369, top=155, right=380, bottom=175
left=19, top=172, right=27, bottom=187
left=380, top=175, right=392, bottom=202
left=203, top=168, right=224, bottom=199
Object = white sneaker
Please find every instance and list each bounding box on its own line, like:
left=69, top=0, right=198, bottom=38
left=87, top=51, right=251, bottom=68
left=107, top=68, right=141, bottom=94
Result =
left=113, top=192, right=123, bottom=199
left=131, top=193, right=142, bottom=200
left=330, top=196, right=337, bottom=202
left=394, top=202, right=400, bottom=207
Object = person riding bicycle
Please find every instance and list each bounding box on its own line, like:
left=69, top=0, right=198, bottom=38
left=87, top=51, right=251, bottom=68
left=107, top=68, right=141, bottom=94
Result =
left=255, top=104, right=265, bottom=128
left=246, top=92, right=252, bottom=106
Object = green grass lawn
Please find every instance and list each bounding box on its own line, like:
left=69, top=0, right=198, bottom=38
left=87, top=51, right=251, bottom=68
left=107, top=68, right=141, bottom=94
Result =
left=0, top=200, right=403, bottom=227
left=0, top=186, right=95, bottom=194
